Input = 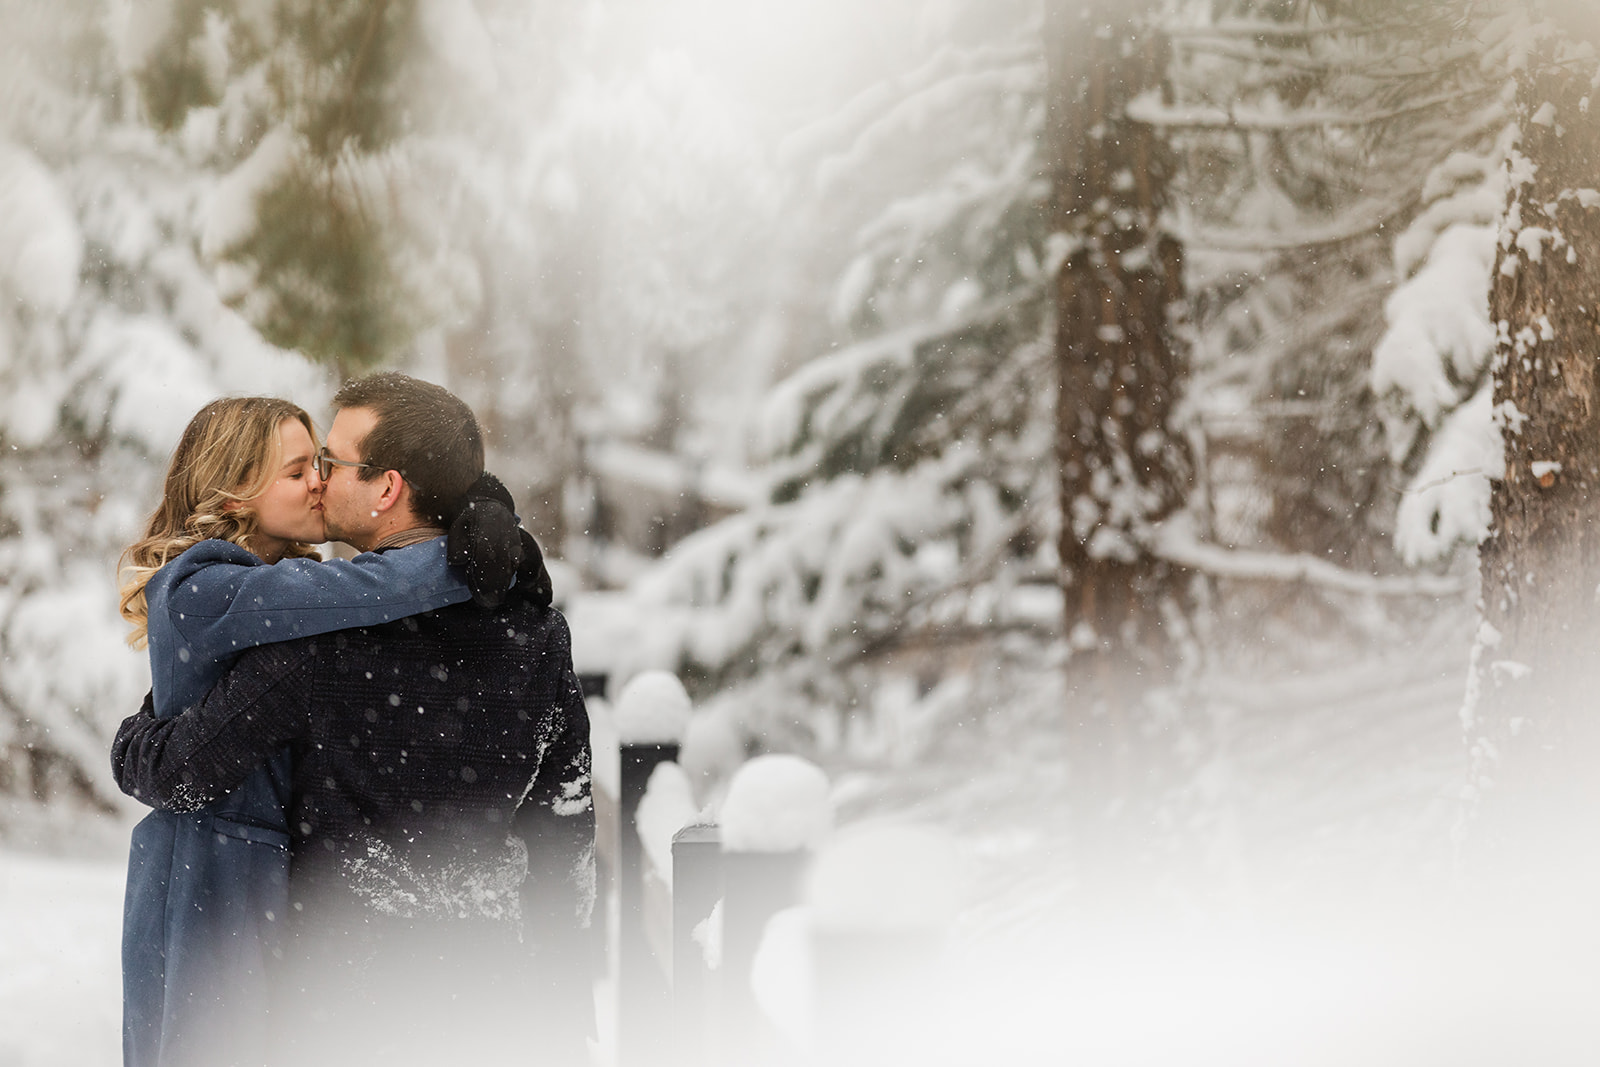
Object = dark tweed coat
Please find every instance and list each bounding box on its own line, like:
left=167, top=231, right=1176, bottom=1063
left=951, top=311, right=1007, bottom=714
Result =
left=114, top=595, right=595, bottom=1066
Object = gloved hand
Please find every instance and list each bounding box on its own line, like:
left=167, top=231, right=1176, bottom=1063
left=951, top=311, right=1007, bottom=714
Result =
left=447, top=472, right=523, bottom=609
left=510, top=528, right=554, bottom=609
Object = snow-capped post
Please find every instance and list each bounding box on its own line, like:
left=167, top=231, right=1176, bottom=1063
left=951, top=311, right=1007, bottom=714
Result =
left=577, top=671, right=609, bottom=699
left=805, top=823, right=962, bottom=1064
left=717, top=754, right=832, bottom=1064
left=670, top=822, right=721, bottom=1065
left=612, top=671, right=693, bottom=1067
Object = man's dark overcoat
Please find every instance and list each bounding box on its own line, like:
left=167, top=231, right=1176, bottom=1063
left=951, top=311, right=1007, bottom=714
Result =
left=114, top=593, right=595, bottom=1067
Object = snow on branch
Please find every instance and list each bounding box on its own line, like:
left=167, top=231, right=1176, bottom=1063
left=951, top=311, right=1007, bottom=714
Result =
left=779, top=41, right=1038, bottom=166
left=1166, top=20, right=1418, bottom=41
left=1392, top=384, right=1500, bottom=566
left=0, top=139, right=82, bottom=317
left=855, top=142, right=1040, bottom=259
left=1181, top=200, right=1405, bottom=253
left=1129, top=86, right=1498, bottom=131
left=815, top=63, right=1042, bottom=197
left=1152, top=520, right=1466, bottom=598
left=1173, top=36, right=1480, bottom=79
left=758, top=286, right=1042, bottom=473
left=604, top=432, right=1054, bottom=684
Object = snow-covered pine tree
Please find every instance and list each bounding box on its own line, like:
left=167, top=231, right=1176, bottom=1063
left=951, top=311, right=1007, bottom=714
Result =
left=0, top=0, right=326, bottom=820
left=1157, top=0, right=1505, bottom=576
left=128, top=0, right=478, bottom=377
left=585, top=0, right=1057, bottom=721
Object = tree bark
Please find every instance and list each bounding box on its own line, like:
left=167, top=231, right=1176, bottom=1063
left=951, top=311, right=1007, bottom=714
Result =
left=1047, top=2, right=1192, bottom=689
left=1045, top=2, right=1193, bottom=864
left=1472, top=33, right=1600, bottom=849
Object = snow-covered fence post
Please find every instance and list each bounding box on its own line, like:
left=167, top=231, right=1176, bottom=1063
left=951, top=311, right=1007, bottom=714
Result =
left=670, top=823, right=722, bottom=1064
left=805, top=824, right=961, bottom=1065
left=577, top=671, right=609, bottom=700
left=717, top=755, right=832, bottom=1064
left=612, top=672, right=692, bottom=1067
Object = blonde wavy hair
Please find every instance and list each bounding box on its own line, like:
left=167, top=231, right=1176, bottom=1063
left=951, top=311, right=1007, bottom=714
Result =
left=119, top=397, right=322, bottom=649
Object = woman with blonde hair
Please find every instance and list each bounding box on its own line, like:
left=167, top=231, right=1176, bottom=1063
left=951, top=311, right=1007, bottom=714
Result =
left=117, top=395, right=513, bottom=1067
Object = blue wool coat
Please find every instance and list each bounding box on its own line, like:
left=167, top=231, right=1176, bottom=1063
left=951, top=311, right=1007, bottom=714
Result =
left=122, top=538, right=472, bottom=1067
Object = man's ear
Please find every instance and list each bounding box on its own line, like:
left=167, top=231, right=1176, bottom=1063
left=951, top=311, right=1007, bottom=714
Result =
left=371, top=469, right=408, bottom=514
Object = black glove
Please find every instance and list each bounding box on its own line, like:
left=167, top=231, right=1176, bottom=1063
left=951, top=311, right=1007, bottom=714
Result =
left=447, top=472, right=523, bottom=609
left=509, top=527, right=554, bottom=609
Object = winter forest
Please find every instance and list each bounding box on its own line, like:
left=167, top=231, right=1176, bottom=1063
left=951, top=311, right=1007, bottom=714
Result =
left=5, top=0, right=1600, bottom=1062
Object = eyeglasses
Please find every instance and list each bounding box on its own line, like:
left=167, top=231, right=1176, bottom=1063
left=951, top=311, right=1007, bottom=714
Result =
left=316, top=447, right=386, bottom=481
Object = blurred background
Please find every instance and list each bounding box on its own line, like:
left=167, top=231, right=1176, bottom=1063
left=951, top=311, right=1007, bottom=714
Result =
left=0, top=0, right=1510, bottom=838
left=7, top=0, right=1600, bottom=1061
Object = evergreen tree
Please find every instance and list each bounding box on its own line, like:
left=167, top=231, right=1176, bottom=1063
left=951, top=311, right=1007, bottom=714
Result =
left=1166, top=0, right=1504, bottom=576
left=0, top=0, right=326, bottom=815
left=128, top=0, right=471, bottom=376
left=599, top=0, right=1056, bottom=702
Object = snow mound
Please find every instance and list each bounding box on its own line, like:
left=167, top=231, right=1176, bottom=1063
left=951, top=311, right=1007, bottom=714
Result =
left=634, top=761, right=700, bottom=887
left=720, top=755, right=832, bottom=853
left=613, top=670, right=692, bottom=745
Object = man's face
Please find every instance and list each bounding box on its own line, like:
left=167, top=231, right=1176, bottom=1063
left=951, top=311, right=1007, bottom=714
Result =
left=319, top=406, right=387, bottom=551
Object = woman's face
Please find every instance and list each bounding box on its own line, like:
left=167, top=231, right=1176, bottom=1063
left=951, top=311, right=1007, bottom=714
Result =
left=240, top=418, right=325, bottom=561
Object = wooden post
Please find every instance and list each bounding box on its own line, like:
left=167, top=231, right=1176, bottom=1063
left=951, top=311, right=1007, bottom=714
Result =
left=576, top=671, right=608, bottom=700
left=610, top=669, right=693, bottom=1066
left=617, top=741, right=679, bottom=1067
left=579, top=670, right=610, bottom=989
left=720, top=848, right=808, bottom=1065
left=671, top=824, right=722, bottom=1065
left=714, top=753, right=833, bottom=1065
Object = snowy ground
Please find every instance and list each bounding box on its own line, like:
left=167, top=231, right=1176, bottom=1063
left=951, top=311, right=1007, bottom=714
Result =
left=6, top=595, right=1587, bottom=1066
left=0, top=843, right=125, bottom=1067
left=803, top=620, right=1483, bottom=1066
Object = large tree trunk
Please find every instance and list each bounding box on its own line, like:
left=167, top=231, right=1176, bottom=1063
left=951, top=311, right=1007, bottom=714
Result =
left=1047, top=9, right=1191, bottom=672
left=1472, top=31, right=1600, bottom=851
left=1045, top=2, right=1192, bottom=854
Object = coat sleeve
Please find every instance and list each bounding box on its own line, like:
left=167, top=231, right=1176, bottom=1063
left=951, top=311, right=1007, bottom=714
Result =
left=111, top=641, right=315, bottom=810
left=163, top=538, right=472, bottom=656
left=511, top=621, right=596, bottom=966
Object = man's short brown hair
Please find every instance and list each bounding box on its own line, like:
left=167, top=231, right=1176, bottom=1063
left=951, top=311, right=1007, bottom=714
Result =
left=333, top=373, right=485, bottom=527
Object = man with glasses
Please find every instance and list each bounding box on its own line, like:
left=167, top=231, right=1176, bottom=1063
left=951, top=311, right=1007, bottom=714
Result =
left=114, top=372, right=595, bottom=1066
left=318, top=375, right=479, bottom=554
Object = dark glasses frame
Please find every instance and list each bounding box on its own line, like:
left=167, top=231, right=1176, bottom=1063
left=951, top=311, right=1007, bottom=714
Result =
left=316, top=448, right=386, bottom=481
